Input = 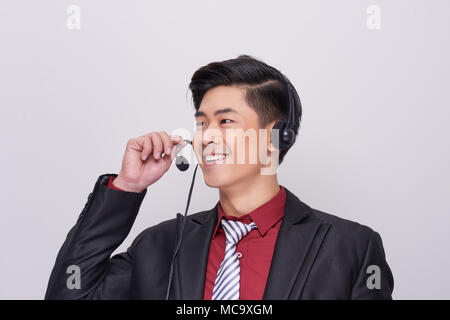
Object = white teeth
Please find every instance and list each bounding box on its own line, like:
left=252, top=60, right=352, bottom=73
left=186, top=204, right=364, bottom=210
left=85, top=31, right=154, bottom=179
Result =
left=204, top=154, right=226, bottom=162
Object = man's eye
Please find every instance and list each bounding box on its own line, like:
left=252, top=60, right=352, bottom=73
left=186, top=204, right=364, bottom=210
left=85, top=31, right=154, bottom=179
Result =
left=196, top=121, right=206, bottom=127
left=220, top=119, right=233, bottom=124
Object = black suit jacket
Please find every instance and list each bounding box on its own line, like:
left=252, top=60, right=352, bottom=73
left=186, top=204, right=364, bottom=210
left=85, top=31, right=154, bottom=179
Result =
left=45, top=174, right=394, bottom=300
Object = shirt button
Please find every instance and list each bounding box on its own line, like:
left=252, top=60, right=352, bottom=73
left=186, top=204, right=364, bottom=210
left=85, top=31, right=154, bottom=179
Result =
left=236, top=252, right=243, bottom=259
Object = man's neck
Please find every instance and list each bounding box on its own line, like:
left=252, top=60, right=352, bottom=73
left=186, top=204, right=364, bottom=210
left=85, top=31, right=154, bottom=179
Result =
left=218, top=175, right=280, bottom=218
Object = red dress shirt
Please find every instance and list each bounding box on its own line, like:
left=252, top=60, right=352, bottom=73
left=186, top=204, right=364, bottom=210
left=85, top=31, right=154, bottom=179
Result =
left=106, top=176, right=125, bottom=191
left=203, top=186, right=286, bottom=300
left=106, top=176, right=286, bottom=300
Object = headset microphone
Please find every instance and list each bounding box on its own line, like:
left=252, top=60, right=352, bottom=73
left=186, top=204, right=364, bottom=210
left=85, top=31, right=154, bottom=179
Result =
left=166, top=138, right=197, bottom=299
left=175, top=139, right=192, bottom=172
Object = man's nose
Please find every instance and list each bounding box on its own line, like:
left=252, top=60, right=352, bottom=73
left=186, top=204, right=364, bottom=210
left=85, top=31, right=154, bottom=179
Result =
left=201, top=126, right=223, bottom=146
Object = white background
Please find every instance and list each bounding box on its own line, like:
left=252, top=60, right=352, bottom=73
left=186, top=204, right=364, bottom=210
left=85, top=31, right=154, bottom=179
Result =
left=0, top=0, right=449, bottom=299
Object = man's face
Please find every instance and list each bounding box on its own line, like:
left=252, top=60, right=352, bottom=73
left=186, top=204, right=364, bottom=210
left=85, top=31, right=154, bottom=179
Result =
left=192, top=85, right=277, bottom=189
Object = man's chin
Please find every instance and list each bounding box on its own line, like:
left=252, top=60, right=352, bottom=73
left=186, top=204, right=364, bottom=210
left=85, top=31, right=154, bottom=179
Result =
left=201, top=164, right=261, bottom=189
left=202, top=169, right=234, bottom=189
left=203, top=176, right=230, bottom=189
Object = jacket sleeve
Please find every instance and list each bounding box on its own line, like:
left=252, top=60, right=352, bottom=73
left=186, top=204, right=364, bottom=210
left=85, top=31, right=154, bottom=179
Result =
left=350, top=230, right=395, bottom=299
left=45, top=174, right=147, bottom=300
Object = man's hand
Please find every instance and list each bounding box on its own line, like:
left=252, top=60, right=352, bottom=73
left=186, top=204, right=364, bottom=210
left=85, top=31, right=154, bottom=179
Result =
left=113, top=131, right=188, bottom=193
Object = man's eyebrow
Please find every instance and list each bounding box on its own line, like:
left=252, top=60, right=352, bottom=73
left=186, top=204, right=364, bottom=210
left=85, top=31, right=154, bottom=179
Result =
left=194, top=108, right=237, bottom=118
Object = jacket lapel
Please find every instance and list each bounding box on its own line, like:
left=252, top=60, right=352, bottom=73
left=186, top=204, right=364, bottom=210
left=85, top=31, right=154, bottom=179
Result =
left=173, top=205, right=218, bottom=299
left=263, top=187, right=331, bottom=299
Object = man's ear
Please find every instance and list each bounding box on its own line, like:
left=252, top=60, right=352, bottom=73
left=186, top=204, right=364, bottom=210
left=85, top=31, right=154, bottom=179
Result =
left=265, top=120, right=278, bottom=152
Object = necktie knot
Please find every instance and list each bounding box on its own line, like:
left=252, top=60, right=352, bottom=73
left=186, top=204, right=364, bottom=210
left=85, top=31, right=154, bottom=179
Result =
left=221, top=219, right=257, bottom=245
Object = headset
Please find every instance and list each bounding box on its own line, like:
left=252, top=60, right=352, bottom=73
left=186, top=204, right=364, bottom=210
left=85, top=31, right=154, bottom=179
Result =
left=270, top=75, right=298, bottom=151
left=165, top=75, right=300, bottom=300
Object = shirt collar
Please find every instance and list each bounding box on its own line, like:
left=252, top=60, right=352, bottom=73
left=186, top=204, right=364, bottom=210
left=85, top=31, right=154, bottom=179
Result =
left=212, top=185, right=286, bottom=238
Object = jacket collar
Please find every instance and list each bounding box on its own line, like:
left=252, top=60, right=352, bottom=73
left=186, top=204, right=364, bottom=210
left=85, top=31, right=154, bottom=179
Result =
left=191, top=186, right=310, bottom=225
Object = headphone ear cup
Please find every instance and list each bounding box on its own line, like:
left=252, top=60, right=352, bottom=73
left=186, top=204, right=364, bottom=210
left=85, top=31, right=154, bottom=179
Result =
left=270, top=121, right=295, bottom=151
left=281, top=127, right=296, bottom=149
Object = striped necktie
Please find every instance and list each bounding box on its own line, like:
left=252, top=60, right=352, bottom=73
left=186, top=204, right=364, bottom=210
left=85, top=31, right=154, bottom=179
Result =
left=212, top=219, right=257, bottom=300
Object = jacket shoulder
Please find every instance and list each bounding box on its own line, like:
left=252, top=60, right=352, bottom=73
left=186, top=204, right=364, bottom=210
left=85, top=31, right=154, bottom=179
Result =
left=284, top=187, right=376, bottom=242
left=310, top=208, right=375, bottom=239
left=306, top=208, right=380, bottom=263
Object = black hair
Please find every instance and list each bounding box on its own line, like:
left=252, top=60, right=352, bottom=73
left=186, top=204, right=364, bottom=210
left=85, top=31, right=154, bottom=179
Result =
left=188, top=54, right=302, bottom=165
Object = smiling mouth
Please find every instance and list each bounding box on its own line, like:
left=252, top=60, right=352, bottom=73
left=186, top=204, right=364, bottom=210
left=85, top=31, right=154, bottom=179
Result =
left=203, top=153, right=229, bottom=164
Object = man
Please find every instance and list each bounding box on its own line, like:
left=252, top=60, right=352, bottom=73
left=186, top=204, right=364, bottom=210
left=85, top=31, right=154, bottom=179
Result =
left=45, top=55, right=394, bottom=300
